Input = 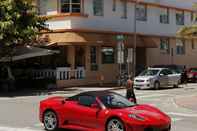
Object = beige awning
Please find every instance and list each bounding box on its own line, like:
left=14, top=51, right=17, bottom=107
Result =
left=40, top=32, right=158, bottom=48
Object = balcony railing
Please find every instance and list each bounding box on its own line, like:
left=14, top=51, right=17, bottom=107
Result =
left=32, top=67, right=85, bottom=80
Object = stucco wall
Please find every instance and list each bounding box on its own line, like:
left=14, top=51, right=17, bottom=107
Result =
left=146, top=39, right=197, bottom=68
left=42, top=0, right=193, bottom=36
left=57, top=45, right=119, bottom=87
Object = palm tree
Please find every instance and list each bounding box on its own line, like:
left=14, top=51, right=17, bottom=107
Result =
left=177, top=3, right=197, bottom=37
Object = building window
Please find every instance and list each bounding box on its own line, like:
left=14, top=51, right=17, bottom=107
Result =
left=136, top=4, right=147, bottom=21
left=192, top=40, right=195, bottom=49
left=102, top=47, right=115, bottom=64
left=60, top=0, right=81, bottom=13
left=160, top=38, right=170, bottom=54
left=191, top=12, right=194, bottom=22
left=176, top=39, right=185, bottom=55
left=176, top=11, right=184, bottom=25
left=160, top=8, right=169, bottom=24
left=112, top=0, right=116, bottom=11
left=191, top=12, right=197, bottom=23
left=121, top=0, right=127, bottom=19
left=93, top=0, right=104, bottom=16
left=90, top=46, right=98, bottom=71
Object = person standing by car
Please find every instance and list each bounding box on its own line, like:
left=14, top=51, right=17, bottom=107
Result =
left=181, top=66, right=188, bottom=85
left=126, top=77, right=137, bottom=104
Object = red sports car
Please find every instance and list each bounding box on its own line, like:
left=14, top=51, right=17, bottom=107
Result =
left=39, top=91, right=171, bottom=131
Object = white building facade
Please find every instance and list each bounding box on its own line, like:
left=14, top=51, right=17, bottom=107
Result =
left=35, top=0, right=197, bottom=87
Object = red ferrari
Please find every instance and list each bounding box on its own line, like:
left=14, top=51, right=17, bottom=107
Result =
left=39, top=91, right=171, bottom=131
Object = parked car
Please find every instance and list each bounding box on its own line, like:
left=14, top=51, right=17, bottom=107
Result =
left=187, top=67, right=197, bottom=82
left=134, top=68, right=181, bottom=90
left=39, top=91, right=171, bottom=131
left=152, top=64, right=186, bottom=83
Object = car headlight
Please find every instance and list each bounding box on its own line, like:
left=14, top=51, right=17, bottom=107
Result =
left=128, top=114, right=145, bottom=121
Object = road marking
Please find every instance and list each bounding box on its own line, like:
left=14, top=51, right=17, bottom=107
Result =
left=137, top=94, right=167, bottom=99
left=170, top=98, right=179, bottom=108
left=171, top=117, right=183, bottom=122
left=167, top=112, right=197, bottom=117
left=0, top=126, right=40, bottom=131
left=34, top=123, right=43, bottom=127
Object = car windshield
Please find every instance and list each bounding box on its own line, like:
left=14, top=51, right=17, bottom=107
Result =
left=99, top=93, right=135, bottom=109
left=172, top=68, right=181, bottom=73
left=139, top=69, right=159, bottom=76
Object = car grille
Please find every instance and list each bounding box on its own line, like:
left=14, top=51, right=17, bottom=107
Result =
left=135, top=79, right=145, bottom=82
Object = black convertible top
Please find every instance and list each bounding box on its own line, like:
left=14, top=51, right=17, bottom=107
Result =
left=78, top=90, right=114, bottom=97
left=67, top=90, right=119, bottom=101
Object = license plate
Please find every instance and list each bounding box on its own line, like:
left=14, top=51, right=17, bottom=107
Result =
left=134, top=84, right=142, bottom=87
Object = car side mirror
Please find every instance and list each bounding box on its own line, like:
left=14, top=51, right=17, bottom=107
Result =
left=160, top=73, right=165, bottom=76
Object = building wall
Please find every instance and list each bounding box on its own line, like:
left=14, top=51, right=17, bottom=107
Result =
left=41, top=0, right=193, bottom=36
left=85, top=45, right=119, bottom=83
left=147, top=39, right=197, bottom=68
left=57, top=45, right=119, bottom=87
left=36, top=0, right=197, bottom=86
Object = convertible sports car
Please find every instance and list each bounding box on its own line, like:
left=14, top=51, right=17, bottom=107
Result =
left=39, top=91, right=171, bottom=131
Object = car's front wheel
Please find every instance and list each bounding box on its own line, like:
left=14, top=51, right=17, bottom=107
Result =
left=43, top=110, right=58, bottom=131
left=154, top=81, right=160, bottom=90
left=106, top=118, right=125, bottom=131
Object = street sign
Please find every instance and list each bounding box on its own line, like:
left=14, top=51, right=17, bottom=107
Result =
left=127, top=48, right=133, bottom=63
left=116, top=35, right=125, bottom=41
left=117, top=51, right=124, bottom=64
left=117, top=41, right=124, bottom=51
left=117, top=41, right=124, bottom=64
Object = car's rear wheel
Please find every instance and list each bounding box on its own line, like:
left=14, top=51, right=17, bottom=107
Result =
left=43, top=110, right=58, bottom=131
left=154, top=81, right=160, bottom=90
left=174, top=80, right=180, bottom=88
left=107, top=118, right=125, bottom=131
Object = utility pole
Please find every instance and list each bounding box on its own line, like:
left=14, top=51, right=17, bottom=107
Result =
left=133, top=1, right=137, bottom=78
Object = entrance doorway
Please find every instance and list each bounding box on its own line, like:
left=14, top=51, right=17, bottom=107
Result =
left=75, top=46, right=86, bottom=68
left=136, top=48, right=146, bottom=75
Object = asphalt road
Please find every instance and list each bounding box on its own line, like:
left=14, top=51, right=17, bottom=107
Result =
left=0, top=84, right=197, bottom=131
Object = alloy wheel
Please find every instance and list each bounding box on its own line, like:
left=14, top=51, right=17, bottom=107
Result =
left=107, top=119, right=125, bottom=131
left=43, top=111, right=58, bottom=131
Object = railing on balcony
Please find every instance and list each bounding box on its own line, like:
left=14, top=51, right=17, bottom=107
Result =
left=32, top=67, right=85, bottom=80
